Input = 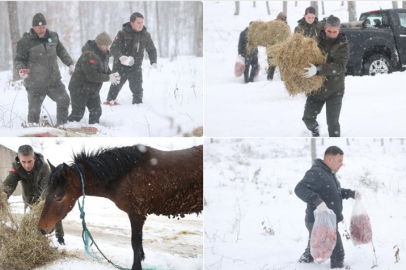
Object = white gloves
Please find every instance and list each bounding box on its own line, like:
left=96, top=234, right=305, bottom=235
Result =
left=303, top=63, right=317, bottom=78
left=152, top=63, right=158, bottom=69
left=109, top=73, right=121, bottom=85
left=355, top=190, right=362, bottom=199
left=19, top=69, right=29, bottom=79
left=69, top=65, right=75, bottom=75
left=316, top=201, right=329, bottom=212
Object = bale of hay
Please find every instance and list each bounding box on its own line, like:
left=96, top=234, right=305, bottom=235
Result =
left=247, top=20, right=291, bottom=53
left=0, top=200, right=65, bottom=270
left=267, top=33, right=327, bottom=96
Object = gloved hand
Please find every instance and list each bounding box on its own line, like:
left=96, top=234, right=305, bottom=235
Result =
left=69, top=65, right=75, bottom=75
left=109, top=73, right=120, bottom=85
left=355, top=190, right=362, bottom=200
left=19, top=69, right=29, bottom=79
left=119, top=55, right=129, bottom=64
left=57, top=236, right=65, bottom=245
left=152, top=63, right=158, bottom=69
left=303, top=63, right=317, bottom=78
left=316, top=201, right=329, bottom=212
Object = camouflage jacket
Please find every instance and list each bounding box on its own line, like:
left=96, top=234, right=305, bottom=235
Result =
left=294, top=17, right=324, bottom=38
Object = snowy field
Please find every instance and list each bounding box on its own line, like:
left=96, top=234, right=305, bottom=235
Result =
left=204, top=138, right=406, bottom=270
left=204, top=1, right=406, bottom=137
left=0, top=137, right=203, bottom=270
left=0, top=56, right=202, bottom=137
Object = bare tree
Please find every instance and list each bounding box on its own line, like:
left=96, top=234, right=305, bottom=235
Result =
left=295, top=1, right=298, bottom=7
left=283, top=1, right=287, bottom=16
left=311, top=1, right=319, bottom=17
left=155, top=2, right=162, bottom=57
left=322, top=1, right=325, bottom=15
left=341, top=1, right=345, bottom=6
left=311, top=138, right=317, bottom=164
left=253, top=1, right=256, bottom=8
left=234, top=1, right=240, bottom=15
left=348, top=1, right=357, bottom=22
left=266, top=1, right=271, bottom=15
left=346, top=138, right=350, bottom=146
left=7, top=1, right=20, bottom=80
left=193, top=2, right=203, bottom=57
left=393, top=1, right=399, bottom=8
left=143, top=1, right=148, bottom=24
left=403, top=1, right=406, bottom=9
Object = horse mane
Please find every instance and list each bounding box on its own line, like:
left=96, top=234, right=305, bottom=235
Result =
left=73, top=145, right=147, bottom=183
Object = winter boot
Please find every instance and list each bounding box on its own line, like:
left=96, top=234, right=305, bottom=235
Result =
left=331, top=261, right=344, bottom=269
left=298, top=251, right=314, bottom=263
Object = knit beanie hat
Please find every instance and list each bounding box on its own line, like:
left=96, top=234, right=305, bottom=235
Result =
left=95, top=31, right=112, bottom=46
left=277, top=12, right=287, bottom=21
left=32, top=13, right=47, bottom=26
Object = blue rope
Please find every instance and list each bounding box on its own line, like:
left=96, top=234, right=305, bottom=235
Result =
left=76, top=165, right=131, bottom=270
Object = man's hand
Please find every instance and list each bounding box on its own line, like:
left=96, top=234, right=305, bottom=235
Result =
left=69, top=65, right=75, bottom=76
left=316, top=201, right=329, bottom=212
left=152, top=63, right=158, bottom=69
left=57, top=237, right=65, bottom=245
left=109, top=73, right=120, bottom=85
left=355, top=190, right=362, bottom=200
left=19, top=69, right=29, bottom=79
left=119, top=56, right=129, bottom=64
left=303, top=63, right=317, bottom=78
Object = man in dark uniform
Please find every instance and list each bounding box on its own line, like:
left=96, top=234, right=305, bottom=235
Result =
left=302, top=15, right=349, bottom=137
left=267, top=12, right=288, bottom=81
left=68, top=32, right=120, bottom=124
left=104, top=12, right=157, bottom=105
left=294, top=6, right=324, bottom=38
left=238, top=22, right=259, bottom=83
left=2, top=145, right=65, bottom=245
left=295, top=146, right=361, bottom=269
left=14, top=13, right=74, bottom=126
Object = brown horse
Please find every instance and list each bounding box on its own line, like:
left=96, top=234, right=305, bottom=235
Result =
left=38, top=144, right=203, bottom=270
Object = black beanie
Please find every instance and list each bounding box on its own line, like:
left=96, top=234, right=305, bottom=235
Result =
left=32, top=13, right=47, bottom=27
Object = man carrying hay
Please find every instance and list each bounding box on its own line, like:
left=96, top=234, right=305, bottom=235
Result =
left=302, top=15, right=349, bottom=137
left=267, top=12, right=287, bottom=81
left=295, top=146, right=361, bottom=269
left=238, top=22, right=259, bottom=83
left=2, top=145, right=65, bottom=245
left=294, top=7, right=324, bottom=38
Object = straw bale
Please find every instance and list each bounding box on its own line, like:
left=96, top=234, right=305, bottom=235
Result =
left=267, top=33, right=327, bottom=96
left=0, top=200, right=65, bottom=270
left=247, top=20, right=291, bottom=54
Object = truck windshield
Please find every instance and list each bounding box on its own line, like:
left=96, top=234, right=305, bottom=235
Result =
left=360, top=12, right=389, bottom=27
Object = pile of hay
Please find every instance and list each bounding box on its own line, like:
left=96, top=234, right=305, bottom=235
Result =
left=247, top=20, right=291, bottom=53
left=0, top=195, right=65, bottom=270
left=267, top=33, right=327, bottom=96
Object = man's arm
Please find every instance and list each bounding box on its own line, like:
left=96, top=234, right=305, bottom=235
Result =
left=2, top=166, right=20, bottom=198
left=39, top=162, right=51, bottom=199
left=82, top=53, right=110, bottom=82
left=238, top=31, right=245, bottom=55
left=55, top=32, right=74, bottom=67
left=14, top=39, right=29, bottom=72
left=316, top=42, right=350, bottom=76
left=294, top=170, right=324, bottom=207
left=341, top=188, right=355, bottom=200
left=145, top=33, right=157, bottom=65
left=110, top=31, right=125, bottom=61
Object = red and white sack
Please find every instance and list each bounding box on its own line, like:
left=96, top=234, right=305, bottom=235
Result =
left=310, top=209, right=337, bottom=264
left=350, top=198, right=372, bottom=246
left=234, top=55, right=245, bottom=77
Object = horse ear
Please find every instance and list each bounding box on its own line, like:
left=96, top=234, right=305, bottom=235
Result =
left=61, top=163, right=81, bottom=188
left=61, top=163, right=72, bottom=178
left=47, top=159, right=55, bottom=171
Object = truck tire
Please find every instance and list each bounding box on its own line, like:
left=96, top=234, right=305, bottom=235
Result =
left=363, top=54, right=392, bottom=76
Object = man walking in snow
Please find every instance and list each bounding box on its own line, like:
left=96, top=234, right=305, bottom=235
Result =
left=238, top=22, right=258, bottom=83
left=294, top=146, right=361, bottom=269
left=14, top=13, right=74, bottom=126
left=104, top=12, right=157, bottom=105
left=267, top=12, right=288, bottom=81
left=302, top=15, right=349, bottom=137
left=68, top=31, right=120, bottom=124
left=2, top=145, right=65, bottom=245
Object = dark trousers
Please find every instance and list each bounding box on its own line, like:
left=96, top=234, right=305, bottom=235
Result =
left=68, top=94, right=102, bottom=124
left=106, top=68, right=143, bottom=104
left=302, top=94, right=343, bottom=137
left=26, top=81, right=70, bottom=125
left=267, top=56, right=276, bottom=81
left=304, top=222, right=344, bottom=265
left=244, top=56, right=258, bottom=83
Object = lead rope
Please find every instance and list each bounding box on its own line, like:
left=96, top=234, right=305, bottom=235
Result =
left=75, top=165, right=131, bottom=270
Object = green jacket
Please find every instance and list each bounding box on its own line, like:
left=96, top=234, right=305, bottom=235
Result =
left=294, top=17, right=324, bottom=38
left=69, top=40, right=112, bottom=98
left=312, top=31, right=350, bottom=100
left=111, top=23, right=157, bottom=72
left=14, top=29, right=73, bottom=88
left=2, top=153, right=50, bottom=206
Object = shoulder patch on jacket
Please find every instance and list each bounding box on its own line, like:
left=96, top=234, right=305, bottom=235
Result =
left=89, top=59, right=96, bottom=64
left=10, top=168, right=16, bottom=173
left=115, top=36, right=119, bottom=40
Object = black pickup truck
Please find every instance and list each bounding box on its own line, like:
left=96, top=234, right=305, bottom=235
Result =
left=340, top=9, right=406, bottom=76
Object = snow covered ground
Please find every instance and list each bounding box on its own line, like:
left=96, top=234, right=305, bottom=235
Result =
left=204, top=138, right=406, bottom=270
left=0, top=137, right=203, bottom=270
left=204, top=1, right=406, bottom=137
left=0, top=56, right=202, bottom=137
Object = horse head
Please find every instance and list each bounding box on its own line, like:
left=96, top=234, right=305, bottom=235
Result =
left=38, top=160, right=83, bottom=235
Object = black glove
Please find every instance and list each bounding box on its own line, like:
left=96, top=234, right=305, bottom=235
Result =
left=57, top=236, right=65, bottom=245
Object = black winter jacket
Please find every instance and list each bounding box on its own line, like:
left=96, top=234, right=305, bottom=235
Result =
left=294, top=159, right=355, bottom=223
left=238, top=27, right=258, bottom=58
